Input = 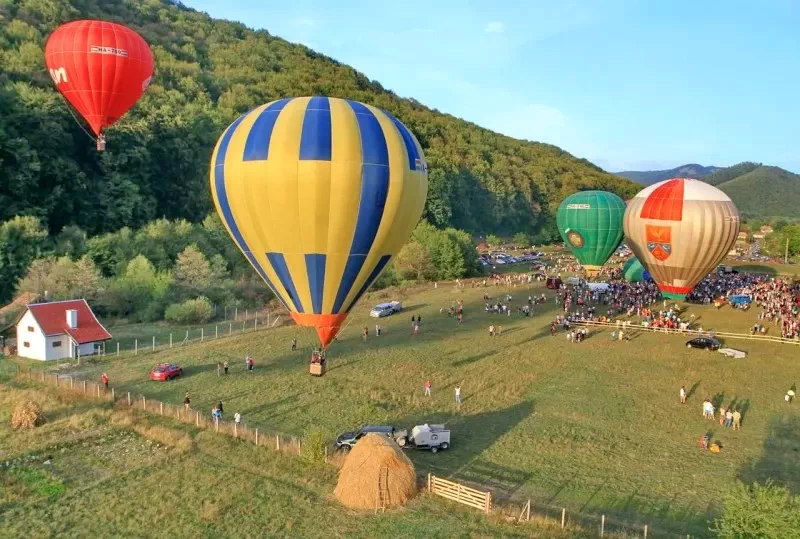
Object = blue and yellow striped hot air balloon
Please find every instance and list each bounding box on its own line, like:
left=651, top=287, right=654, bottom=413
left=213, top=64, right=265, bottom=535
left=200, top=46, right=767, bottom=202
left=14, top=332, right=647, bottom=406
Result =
left=210, top=96, right=428, bottom=348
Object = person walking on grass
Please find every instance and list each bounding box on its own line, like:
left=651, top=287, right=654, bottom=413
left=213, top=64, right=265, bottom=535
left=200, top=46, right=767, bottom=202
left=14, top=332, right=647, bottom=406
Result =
left=362, top=327, right=368, bottom=342
left=787, top=387, right=795, bottom=404
left=375, top=324, right=381, bottom=337
left=223, top=360, right=229, bottom=375
left=248, top=356, right=254, bottom=372
left=234, top=412, right=241, bottom=426
left=291, top=337, right=297, bottom=352
left=455, top=385, right=462, bottom=405
left=719, top=406, right=726, bottom=427
left=217, top=400, right=224, bottom=419
left=680, top=385, right=686, bottom=404
left=424, top=380, right=431, bottom=397
left=184, top=392, right=191, bottom=411
left=413, top=323, right=420, bottom=336
left=101, top=372, right=109, bottom=389
left=725, top=408, right=733, bottom=428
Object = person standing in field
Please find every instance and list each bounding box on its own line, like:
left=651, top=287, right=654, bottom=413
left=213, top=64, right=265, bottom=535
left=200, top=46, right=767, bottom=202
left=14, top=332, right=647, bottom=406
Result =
left=787, top=387, right=795, bottom=404
left=455, top=385, right=461, bottom=405
left=680, top=385, right=687, bottom=404
left=413, top=323, right=420, bottom=336
left=375, top=324, right=381, bottom=336
left=424, top=380, right=431, bottom=397
left=101, top=372, right=109, bottom=389
left=362, top=327, right=368, bottom=342
left=732, top=409, right=742, bottom=430
left=223, top=360, right=229, bottom=375
left=217, top=400, right=224, bottom=419
left=725, top=408, right=733, bottom=428
left=234, top=412, right=241, bottom=426
left=248, top=356, right=254, bottom=372
left=184, top=392, right=191, bottom=411
left=291, top=337, right=297, bottom=352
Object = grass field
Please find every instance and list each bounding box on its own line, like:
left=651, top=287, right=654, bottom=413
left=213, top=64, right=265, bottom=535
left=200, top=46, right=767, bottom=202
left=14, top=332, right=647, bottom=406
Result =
left=0, top=379, right=623, bottom=538
left=4, top=279, right=800, bottom=537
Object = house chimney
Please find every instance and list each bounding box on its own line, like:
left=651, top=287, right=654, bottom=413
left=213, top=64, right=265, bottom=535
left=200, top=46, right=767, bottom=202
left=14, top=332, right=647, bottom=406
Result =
left=66, top=309, right=78, bottom=329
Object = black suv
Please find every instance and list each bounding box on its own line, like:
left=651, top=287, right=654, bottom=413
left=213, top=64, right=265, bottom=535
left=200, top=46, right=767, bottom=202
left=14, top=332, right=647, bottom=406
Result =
left=686, top=337, right=721, bottom=351
left=335, top=425, right=407, bottom=451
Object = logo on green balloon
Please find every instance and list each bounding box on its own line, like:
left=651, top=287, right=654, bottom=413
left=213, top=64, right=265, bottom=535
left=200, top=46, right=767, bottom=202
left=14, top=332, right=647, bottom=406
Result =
left=566, top=230, right=584, bottom=248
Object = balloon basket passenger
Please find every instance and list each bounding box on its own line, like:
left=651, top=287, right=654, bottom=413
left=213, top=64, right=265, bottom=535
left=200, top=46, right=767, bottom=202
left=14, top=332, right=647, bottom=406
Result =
left=309, top=349, right=326, bottom=377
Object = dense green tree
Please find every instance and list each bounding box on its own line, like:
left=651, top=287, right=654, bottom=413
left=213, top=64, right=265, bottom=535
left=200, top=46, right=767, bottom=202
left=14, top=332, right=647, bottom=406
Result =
left=713, top=481, right=800, bottom=538
left=395, top=241, right=435, bottom=281
left=0, top=215, right=47, bottom=302
left=103, top=255, right=172, bottom=321
left=17, top=255, right=103, bottom=303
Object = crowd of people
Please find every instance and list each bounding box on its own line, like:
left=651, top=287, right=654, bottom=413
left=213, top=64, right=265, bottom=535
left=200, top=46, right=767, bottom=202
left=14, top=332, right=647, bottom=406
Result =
left=687, top=271, right=800, bottom=340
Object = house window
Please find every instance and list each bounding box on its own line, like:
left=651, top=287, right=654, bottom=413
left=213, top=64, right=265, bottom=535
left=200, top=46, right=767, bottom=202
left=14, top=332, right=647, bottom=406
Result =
left=23, top=342, right=30, bottom=348
left=27, top=326, right=34, bottom=332
left=53, top=341, right=62, bottom=348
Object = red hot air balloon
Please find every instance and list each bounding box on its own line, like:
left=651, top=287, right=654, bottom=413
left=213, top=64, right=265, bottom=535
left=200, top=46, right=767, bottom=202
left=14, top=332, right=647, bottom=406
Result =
left=44, top=20, right=153, bottom=150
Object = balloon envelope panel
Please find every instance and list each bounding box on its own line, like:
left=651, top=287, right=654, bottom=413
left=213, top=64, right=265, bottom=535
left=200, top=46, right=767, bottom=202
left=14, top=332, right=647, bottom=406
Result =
left=623, top=178, right=739, bottom=299
left=556, top=191, right=626, bottom=275
left=210, top=97, right=428, bottom=346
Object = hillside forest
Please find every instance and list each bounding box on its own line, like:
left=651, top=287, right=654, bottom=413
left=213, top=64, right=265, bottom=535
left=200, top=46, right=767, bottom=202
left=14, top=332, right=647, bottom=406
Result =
left=0, top=0, right=637, bottom=239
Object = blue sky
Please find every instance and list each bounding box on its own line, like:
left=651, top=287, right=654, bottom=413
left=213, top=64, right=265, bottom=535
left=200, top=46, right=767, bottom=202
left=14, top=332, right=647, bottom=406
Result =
left=185, top=0, right=800, bottom=173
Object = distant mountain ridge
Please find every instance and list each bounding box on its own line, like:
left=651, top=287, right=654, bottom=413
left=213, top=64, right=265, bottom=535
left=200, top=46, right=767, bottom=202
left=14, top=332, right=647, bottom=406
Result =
left=708, top=164, right=800, bottom=219
left=616, top=164, right=721, bottom=185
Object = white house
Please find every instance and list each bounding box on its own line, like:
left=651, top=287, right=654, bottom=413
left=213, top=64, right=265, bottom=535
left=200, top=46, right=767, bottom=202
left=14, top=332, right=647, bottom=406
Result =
left=15, top=299, right=111, bottom=361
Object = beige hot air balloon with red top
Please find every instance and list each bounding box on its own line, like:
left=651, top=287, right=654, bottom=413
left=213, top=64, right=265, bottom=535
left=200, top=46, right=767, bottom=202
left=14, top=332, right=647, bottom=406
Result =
left=623, top=178, right=740, bottom=300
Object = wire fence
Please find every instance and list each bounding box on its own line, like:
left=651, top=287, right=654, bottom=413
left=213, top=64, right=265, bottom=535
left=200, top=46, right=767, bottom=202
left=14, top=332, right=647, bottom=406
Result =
left=13, top=366, right=304, bottom=457
left=574, top=319, right=799, bottom=346
left=79, top=312, right=287, bottom=364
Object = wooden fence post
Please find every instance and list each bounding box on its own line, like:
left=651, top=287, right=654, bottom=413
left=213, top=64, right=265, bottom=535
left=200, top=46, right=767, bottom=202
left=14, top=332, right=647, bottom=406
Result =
left=229, top=322, right=232, bottom=335
left=215, top=419, right=219, bottom=433
left=152, top=336, right=155, bottom=351
left=201, top=328, right=204, bottom=342
left=111, top=388, right=115, bottom=401
left=276, top=435, right=280, bottom=451
left=170, top=333, right=173, bottom=348
left=255, top=428, right=259, bottom=446
left=242, top=319, right=246, bottom=331
left=135, top=339, right=138, bottom=355
left=427, top=473, right=431, bottom=492
left=142, top=395, right=146, bottom=410
left=97, top=385, right=100, bottom=398
left=117, top=342, right=120, bottom=356
left=526, top=499, right=530, bottom=521
left=234, top=423, right=238, bottom=438
left=561, top=508, right=565, bottom=529
left=235, top=307, right=238, bottom=320
left=484, top=492, right=491, bottom=514
left=324, top=445, right=328, bottom=463
left=196, top=411, right=200, bottom=426
left=255, top=312, right=258, bottom=329
left=160, top=401, right=164, bottom=415
left=55, top=374, right=59, bottom=387
left=127, top=392, right=131, bottom=406
left=644, top=524, right=648, bottom=538
left=216, top=326, right=218, bottom=339
left=83, top=380, right=86, bottom=393
left=601, top=514, right=605, bottom=537
left=70, top=377, right=73, bottom=390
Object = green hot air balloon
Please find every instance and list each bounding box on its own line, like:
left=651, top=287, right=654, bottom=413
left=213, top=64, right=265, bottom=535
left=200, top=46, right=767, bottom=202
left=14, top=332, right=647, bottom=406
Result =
left=623, top=257, right=646, bottom=282
left=556, top=191, right=625, bottom=276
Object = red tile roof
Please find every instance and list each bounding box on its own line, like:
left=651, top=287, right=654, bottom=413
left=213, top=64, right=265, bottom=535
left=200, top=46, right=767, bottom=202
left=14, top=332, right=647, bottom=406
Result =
left=25, top=299, right=111, bottom=344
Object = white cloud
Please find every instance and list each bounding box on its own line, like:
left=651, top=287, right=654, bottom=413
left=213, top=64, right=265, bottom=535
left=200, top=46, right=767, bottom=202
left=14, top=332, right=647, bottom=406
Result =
left=484, top=21, right=505, bottom=33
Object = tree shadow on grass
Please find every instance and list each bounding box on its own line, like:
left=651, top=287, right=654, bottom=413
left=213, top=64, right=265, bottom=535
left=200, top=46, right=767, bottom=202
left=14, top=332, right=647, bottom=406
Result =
left=687, top=380, right=701, bottom=400
left=450, top=350, right=497, bottom=368
left=738, top=412, right=800, bottom=494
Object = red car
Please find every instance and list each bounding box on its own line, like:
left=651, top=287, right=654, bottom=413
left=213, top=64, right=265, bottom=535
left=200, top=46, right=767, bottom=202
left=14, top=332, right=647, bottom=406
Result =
left=149, top=363, right=183, bottom=381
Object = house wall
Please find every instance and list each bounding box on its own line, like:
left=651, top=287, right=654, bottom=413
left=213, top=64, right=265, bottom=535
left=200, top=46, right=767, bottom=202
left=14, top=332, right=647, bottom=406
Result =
left=78, top=342, right=97, bottom=357
left=16, top=310, right=46, bottom=361
left=45, top=334, right=72, bottom=361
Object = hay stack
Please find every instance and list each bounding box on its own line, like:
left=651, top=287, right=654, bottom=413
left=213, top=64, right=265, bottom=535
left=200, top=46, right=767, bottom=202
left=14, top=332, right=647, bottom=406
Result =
left=11, top=400, right=43, bottom=429
left=334, top=433, right=417, bottom=510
